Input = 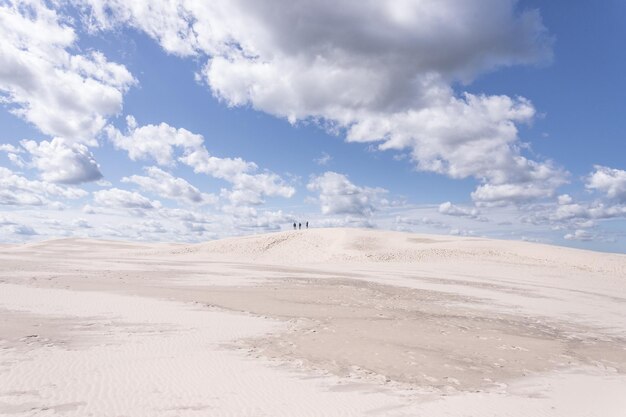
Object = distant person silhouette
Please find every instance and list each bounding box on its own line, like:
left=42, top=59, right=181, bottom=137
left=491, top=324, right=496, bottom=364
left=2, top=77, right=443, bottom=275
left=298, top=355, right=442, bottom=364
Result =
left=293, top=222, right=296, bottom=230
left=298, top=222, right=301, bottom=230
left=306, top=221, right=309, bottom=229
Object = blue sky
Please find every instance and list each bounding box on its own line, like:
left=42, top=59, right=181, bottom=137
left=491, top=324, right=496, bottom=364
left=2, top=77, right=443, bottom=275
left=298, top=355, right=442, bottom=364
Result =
left=1, top=0, right=625, bottom=252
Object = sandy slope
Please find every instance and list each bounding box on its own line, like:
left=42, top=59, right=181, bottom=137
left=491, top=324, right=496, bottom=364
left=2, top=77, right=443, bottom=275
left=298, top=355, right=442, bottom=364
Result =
left=0, top=228, right=625, bottom=416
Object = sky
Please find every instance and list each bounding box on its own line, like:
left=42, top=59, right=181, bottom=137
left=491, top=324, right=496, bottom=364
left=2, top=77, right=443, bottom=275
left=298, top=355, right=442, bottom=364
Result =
left=1, top=0, right=625, bottom=253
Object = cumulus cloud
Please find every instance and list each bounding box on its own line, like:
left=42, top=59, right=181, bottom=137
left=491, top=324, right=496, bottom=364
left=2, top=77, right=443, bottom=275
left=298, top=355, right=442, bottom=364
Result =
left=93, top=188, right=161, bottom=210
left=107, top=116, right=204, bottom=165
left=219, top=171, right=295, bottom=206
left=0, top=144, right=20, bottom=153
left=76, top=0, right=560, bottom=204
left=518, top=177, right=626, bottom=242
left=0, top=0, right=135, bottom=143
left=535, top=166, right=626, bottom=238
left=586, top=165, right=626, bottom=202
left=181, top=146, right=295, bottom=206
left=107, top=117, right=295, bottom=206
left=0, top=166, right=88, bottom=206
left=0, top=143, right=25, bottom=167
left=20, top=138, right=103, bottom=184
left=122, top=166, right=217, bottom=205
left=557, top=194, right=573, bottom=205
left=471, top=177, right=564, bottom=206
left=0, top=189, right=44, bottom=206
left=3, top=1, right=600, bottom=245
left=307, top=171, right=387, bottom=216
left=526, top=199, right=626, bottom=227
left=563, top=203, right=626, bottom=221
left=438, top=201, right=485, bottom=220
left=179, top=147, right=256, bottom=180
left=81, top=0, right=551, bottom=70
left=564, top=229, right=594, bottom=242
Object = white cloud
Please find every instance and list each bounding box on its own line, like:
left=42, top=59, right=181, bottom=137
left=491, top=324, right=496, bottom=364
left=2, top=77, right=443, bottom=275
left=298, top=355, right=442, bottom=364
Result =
left=20, top=138, right=103, bottom=184
left=516, top=189, right=626, bottom=245
left=355, top=96, right=567, bottom=205
left=557, top=194, right=573, bottom=205
left=0, top=143, right=25, bottom=167
left=576, top=220, right=595, bottom=229
left=81, top=1, right=551, bottom=73
left=0, top=0, right=135, bottom=143
left=586, top=165, right=626, bottom=202
left=219, top=171, right=295, bottom=206
left=0, top=166, right=88, bottom=207
left=200, top=7, right=560, bottom=206
left=7, top=2, right=618, bottom=248
left=122, top=166, right=217, bottom=206
left=108, top=117, right=295, bottom=206
left=78, top=0, right=201, bottom=56
left=93, top=188, right=161, bottom=210
left=0, top=189, right=45, bottom=206
left=577, top=204, right=626, bottom=220
left=180, top=146, right=256, bottom=180
left=553, top=203, right=591, bottom=221
left=107, top=116, right=204, bottom=166
left=78, top=0, right=559, bottom=204
left=307, top=171, right=387, bottom=216
left=527, top=166, right=626, bottom=238
left=471, top=179, right=562, bottom=206
left=529, top=201, right=626, bottom=224
left=0, top=144, right=20, bottom=153
left=201, top=2, right=548, bottom=117
left=564, top=229, right=593, bottom=242
left=6, top=152, right=25, bottom=167
left=438, top=201, right=484, bottom=220
left=0, top=190, right=48, bottom=206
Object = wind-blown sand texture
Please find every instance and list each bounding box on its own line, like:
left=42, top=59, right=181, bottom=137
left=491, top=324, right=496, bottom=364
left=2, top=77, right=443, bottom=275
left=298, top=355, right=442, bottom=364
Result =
left=1, top=228, right=625, bottom=416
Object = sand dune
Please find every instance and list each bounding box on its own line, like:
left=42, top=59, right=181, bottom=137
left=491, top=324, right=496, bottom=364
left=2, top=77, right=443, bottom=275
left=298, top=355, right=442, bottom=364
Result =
left=1, top=228, right=625, bottom=416
left=197, top=228, right=624, bottom=270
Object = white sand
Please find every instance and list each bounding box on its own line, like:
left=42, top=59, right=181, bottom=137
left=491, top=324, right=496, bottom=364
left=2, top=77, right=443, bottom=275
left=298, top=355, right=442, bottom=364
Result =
left=1, top=228, right=625, bottom=416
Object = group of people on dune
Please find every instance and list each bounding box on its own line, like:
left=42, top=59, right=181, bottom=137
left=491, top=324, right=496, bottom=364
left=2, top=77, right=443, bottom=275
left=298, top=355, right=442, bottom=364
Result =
left=293, top=221, right=308, bottom=230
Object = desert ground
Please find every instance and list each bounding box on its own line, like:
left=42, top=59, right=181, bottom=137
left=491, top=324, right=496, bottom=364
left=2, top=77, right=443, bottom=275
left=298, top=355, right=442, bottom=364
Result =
left=0, top=228, right=625, bottom=416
